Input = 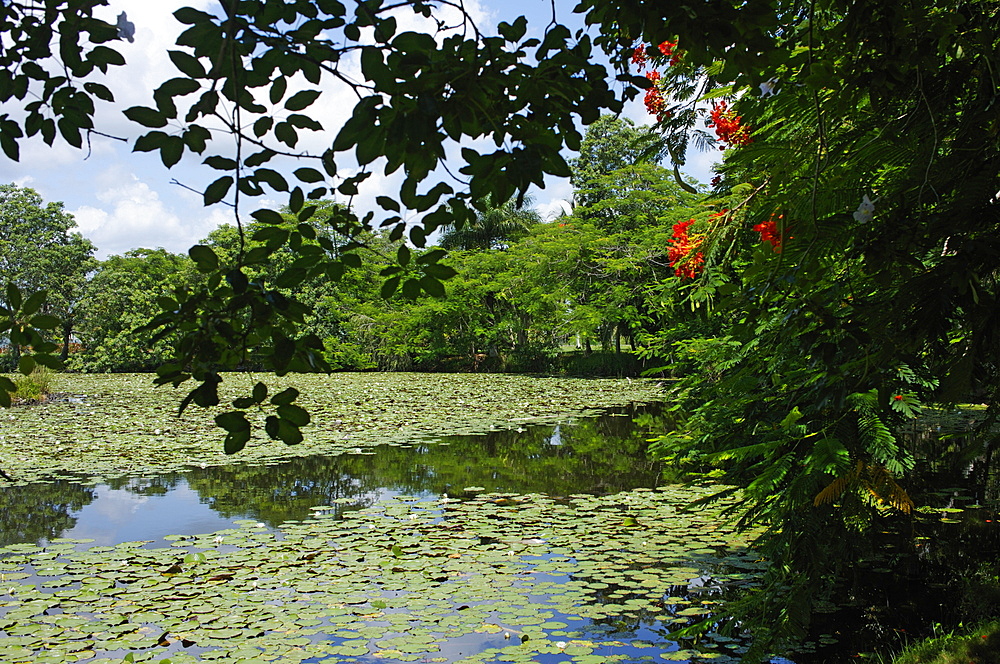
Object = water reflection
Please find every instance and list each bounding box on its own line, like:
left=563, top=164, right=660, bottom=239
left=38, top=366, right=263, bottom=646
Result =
left=0, top=480, right=95, bottom=547
left=0, top=404, right=667, bottom=548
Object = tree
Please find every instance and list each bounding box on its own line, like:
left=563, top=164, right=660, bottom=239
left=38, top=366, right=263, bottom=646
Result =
left=73, top=248, right=194, bottom=372
left=0, top=183, right=96, bottom=368
left=570, top=114, right=667, bottom=205
left=603, top=0, right=1000, bottom=656
left=438, top=195, right=540, bottom=251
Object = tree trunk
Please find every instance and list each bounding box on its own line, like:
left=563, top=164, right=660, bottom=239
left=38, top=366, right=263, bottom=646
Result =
left=61, top=320, right=72, bottom=363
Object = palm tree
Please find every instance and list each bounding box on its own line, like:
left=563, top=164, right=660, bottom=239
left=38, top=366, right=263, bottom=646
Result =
left=439, top=195, right=540, bottom=251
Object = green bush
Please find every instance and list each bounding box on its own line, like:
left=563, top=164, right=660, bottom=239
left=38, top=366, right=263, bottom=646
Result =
left=892, top=621, right=1000, bottom=664
left=7, top=366, right=55, bottom=403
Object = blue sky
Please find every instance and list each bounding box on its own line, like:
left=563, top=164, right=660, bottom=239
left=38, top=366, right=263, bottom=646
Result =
left=0, top=0, right=715, bottom=259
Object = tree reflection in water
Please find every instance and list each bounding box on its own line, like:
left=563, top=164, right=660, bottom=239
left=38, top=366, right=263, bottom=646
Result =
left=0, top=403, right=668, bottom=546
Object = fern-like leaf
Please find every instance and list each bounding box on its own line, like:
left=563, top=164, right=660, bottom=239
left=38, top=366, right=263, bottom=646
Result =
left=813, top=460, right=861, bottom=507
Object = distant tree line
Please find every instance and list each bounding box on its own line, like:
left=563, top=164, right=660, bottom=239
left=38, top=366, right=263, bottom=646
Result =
left=1, top=117, right=704, bottom=377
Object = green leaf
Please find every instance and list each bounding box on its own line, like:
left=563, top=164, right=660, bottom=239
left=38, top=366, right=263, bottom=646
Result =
left=188, top=245, right=220, bottom=272
left=285, top=90, right=321, bottom=111
left=168, top=50, right=206, bottom=78
left=203, top=176, right=233, bottom=205
left=498, top=16, right=527, bottom=41
left=18, top=355, right=35, bottom=375
left=289, top=187, right=304, bottom=213
left=380, top=276, right=401, bottom=299
left=174, top=7, right=213, bottom=24
left=396, top=244, right=410, bottom=267
left=270, top=387, right=300, bottom=407
left=6, top=283, right=22, bottom=310
left=293, top=167, right=324, bottom=183
left=28, top=314, right=60, bottom=330
left=204, top=156, right=237, bottom=170
left=423, top=263, right=457, bottom=280
left=419, top=275, right=445, bottom=298
left=83, top=81, right=114, bottom=102
left=269, top=76, right=287, bottom=105
left=376, top=196, right=400, bottom=212
left=124, top=106, right=168, bottom=128
left=779, top=407, right=803, bottom=428
left=401, top=277, right=421, bottom=300
left=134, top=131, right=169, bottom=154
left=251, top=208, right=285, bottom=225
left=255, top=168, right=289, bottom=192
left=21, top=289, right=47, bottom=316
left=215, top=411, right=251, bottom=455
left=32, top=354, right=62, bottom=370
left=273, top=417, right=304, bottom=445
left=277, top=404, right=310, bottom=427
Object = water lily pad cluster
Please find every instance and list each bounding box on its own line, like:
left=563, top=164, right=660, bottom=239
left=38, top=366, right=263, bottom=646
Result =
left=0, top=373, right=665, bottom=485
left=0, top=486, right=762, bottom=664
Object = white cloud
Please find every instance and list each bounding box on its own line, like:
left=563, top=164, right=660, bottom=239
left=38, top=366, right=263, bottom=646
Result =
left=71, top=171, right=228, bottom=258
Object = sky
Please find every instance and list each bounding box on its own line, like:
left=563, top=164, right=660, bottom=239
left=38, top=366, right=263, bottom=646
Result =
left=0, top=0, right=717, bottom=260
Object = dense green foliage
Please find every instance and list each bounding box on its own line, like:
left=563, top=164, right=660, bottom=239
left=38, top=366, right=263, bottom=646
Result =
left=0, top=184, right=96, bottom=370
left=891, top=621, right=1000, bottom=664
left=1, top=0, right=999, bottom=660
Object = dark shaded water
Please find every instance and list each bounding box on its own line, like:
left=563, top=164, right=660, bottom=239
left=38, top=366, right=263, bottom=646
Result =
left=0, top=404, right=666, bottom=549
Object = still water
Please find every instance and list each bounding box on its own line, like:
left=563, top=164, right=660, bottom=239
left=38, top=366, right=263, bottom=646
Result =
left=1, top=404, right=666, bottom=548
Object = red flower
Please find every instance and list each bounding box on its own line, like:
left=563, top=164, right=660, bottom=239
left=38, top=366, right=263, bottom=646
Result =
left=643, top=70, right=670, bottom=121
left=894, top=395, right=904, bottom=401
left=708, top=101, right=752, bottom=148
left=753, top=214, right=785, bottom=252
left=631, top=45, right=647, bottom=67
left=657, top=40, right=682, bottom=66
left=669, top=219, right=704, bottom=279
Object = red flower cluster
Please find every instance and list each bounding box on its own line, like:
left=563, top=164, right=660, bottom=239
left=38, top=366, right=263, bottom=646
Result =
left=631, top=45, right=647, bottom=67
left=753, top=214, right=784, bottom=252
left=643, top=71, right=669, bottom=121
left=657, top=40, right=681, bottom=66
left=630, top=41, right=682, bottom=122
left=631, top=41, right=681, bottom=68
left=708, top=101, right=752, bottom=148
left=669, top=219, right=704, bottom=279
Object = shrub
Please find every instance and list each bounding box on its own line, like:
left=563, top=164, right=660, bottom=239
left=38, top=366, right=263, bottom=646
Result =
left=7, top=366, right=55, bottom=403
left=892, top=621, right=1000, bottom=664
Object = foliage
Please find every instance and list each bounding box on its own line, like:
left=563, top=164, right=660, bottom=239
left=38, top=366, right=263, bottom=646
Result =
left=598, top=0, right=1000, bottom=657
left=0, top=184, right=96, bottom=368
left=0, top=372, right=664, bottom=485
left=438, top=195, right=541, bottom=251
left=6, top=366, right=55, bottom=403
left=0, top=283, right=64, bottom=407
left=72, top=248, right=196, bottom=372
left=0, top=484, right=761, bottom=664
left=891, top=621, right=1000, bottom=664
left=2, top=0, right=998, bottom=657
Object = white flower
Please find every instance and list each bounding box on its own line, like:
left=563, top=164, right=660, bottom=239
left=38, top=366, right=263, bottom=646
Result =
left=853, top=195, right=876, bottom=223
left=117, top=12, right=135, bottom=43
left=759, top=78, right=779, bottom=97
